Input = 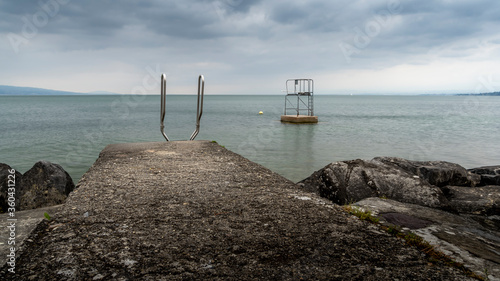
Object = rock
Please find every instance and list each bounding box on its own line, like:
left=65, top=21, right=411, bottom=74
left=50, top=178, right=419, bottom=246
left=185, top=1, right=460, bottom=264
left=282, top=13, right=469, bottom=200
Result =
left=468, top=165, right=500, bottom=186
left=379, top=212, right=433, bottom=229
left=19, top=161, right=75, bottom=210
left=353, top=198, right=500, bottom=280
left=443, top=185, right=500, bottom=216
left=0, top=164, right=22, bottom=213
left=299, top=157, right=499, bottom=215
left=300, top=157, right=500, bottom=278
left=298, top=158, right=449, bottom=209
left=375, top=157, right=480, bottom=187
left=354, top=197, right=500, bottom=280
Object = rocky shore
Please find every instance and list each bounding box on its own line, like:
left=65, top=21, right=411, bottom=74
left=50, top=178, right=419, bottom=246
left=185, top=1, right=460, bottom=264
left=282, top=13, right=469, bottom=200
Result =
left=299, top=157, right=500, bottom=280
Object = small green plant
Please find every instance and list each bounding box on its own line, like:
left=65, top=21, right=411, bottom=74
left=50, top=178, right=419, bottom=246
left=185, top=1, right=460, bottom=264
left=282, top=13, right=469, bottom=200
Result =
left=343, top=205, right=379, bottom=224
left=211, top=140, right=225, bottom=148
left=484, top=268, right=490, bottom=281
left=44, top=212, right=51, bottom=221
left=385, top=225, right=401, bottom=235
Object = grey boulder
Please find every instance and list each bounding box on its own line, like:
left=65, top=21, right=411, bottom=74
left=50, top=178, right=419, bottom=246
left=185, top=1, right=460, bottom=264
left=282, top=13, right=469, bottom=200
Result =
left=19, top=161, right=75, bottom=210
left=298, top=157, right=498, bottom=215
left=443, top=185, right=500, bottom=216
left=298, top=157, right=449, bottom=209
left=468, top=165, right=500, bottom=186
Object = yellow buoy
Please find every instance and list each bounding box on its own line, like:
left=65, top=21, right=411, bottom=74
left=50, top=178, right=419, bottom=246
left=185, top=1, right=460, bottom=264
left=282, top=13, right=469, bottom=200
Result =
left=259, top=111, right=263, bottom=115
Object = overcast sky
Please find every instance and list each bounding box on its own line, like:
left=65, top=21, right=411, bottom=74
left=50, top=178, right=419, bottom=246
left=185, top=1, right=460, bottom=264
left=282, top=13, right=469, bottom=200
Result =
left=1, top=0, right=500, bottom=95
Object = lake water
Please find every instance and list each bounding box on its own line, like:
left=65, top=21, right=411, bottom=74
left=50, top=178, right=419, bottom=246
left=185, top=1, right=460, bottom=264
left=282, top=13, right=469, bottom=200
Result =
left=0, top=95, right=499, bottom=183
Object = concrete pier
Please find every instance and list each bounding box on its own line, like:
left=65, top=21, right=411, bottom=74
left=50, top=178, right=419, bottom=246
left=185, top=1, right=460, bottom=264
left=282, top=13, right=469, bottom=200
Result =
left=1, top=141, right=473, bottom=280
left=280, top=115, right=318, bottom=123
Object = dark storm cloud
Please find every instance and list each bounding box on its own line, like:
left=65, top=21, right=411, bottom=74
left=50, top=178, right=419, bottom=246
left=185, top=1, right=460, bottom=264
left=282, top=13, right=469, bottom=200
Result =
left=267, top=0, right=373, bottom=31
left=3, top=0, right=497, bottom=46
left=1, top=0, right=265, bottom=40
left=387, top=0, right=500, bottom=42
left=1, top=0, right=499, bottom=94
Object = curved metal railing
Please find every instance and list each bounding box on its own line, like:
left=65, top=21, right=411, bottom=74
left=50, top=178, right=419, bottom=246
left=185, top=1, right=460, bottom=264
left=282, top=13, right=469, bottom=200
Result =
left=189, top=75, right=204, bottom=141
left=160, top=74, right=205, bottom=141
left=160, top=74, right=169, bottom=141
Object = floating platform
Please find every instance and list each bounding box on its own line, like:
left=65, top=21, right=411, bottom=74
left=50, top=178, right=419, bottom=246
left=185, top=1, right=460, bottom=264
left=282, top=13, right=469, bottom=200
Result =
left=281, top=114, right=318, bottom=123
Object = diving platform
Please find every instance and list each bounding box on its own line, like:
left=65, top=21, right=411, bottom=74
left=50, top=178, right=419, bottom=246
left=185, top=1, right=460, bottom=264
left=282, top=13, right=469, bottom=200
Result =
left=280, top=79, right=318, bottom=123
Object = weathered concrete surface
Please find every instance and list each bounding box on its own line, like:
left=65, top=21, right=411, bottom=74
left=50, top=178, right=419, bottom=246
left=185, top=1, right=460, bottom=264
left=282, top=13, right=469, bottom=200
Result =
left=0, top=205, right=63, bottom=265
left=355, top=198, right=500, bottom=281
left=1, top=141, right=475, bottom=280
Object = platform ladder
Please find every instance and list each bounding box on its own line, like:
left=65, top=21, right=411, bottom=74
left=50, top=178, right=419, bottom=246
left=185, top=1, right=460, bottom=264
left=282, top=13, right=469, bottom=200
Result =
left=160, top=74, right=205, bottom=141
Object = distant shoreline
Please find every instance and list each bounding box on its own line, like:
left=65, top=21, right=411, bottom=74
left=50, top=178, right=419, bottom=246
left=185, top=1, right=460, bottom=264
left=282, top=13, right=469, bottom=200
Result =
left=1, top=84, right=500, bottom=96
left=0, top=85, right=120, bottom=96
left=456, top=92, right=500, bottom=96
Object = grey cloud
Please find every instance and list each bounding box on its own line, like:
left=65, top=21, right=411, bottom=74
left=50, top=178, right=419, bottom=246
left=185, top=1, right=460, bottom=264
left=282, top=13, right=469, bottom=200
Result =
left=335, top=0, right=500, bottom=57
left=267, top=1, right=355, bottom=32
left=3, top=1, right=218, bottom=38
left=2, top=0, right=500, bottom=94
left=210, top=0, right=261, bottom=15
left=394, top=0, right=500, bottom=39
left=0, top=0, right=39, bottom=15
left=400, top=0, right=500, bottom=19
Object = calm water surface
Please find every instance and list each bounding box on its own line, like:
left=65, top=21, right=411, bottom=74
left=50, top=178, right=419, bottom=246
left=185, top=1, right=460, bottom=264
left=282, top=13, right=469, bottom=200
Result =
left=0, top=95, right=499, bottom=183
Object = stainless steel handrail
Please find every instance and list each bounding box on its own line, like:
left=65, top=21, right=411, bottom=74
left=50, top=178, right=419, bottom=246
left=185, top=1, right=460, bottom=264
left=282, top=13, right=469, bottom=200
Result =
left=189, top=75, right=204, bottom=141
left=160, top=74, right=205, bottom=141
left=160, top=74, right=169, bottom=141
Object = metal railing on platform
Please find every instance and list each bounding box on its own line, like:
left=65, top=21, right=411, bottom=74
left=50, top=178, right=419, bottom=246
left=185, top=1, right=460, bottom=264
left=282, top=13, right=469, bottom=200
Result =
left=283, top=79, right=314, bottom=116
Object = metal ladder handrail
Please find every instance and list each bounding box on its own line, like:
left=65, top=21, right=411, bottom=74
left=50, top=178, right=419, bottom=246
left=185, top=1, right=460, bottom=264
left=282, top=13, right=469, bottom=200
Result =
left=189, top=75, right=204, bottom=141
left=160, top=74, right=205, bottom=141
left=160, top=74, right=169, bottom=141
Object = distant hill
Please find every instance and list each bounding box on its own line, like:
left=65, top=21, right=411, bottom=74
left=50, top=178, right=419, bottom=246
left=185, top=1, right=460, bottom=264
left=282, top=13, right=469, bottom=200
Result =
left=0, top=85, right=119, bottom=96
left=456, top=91, right=500, bottom=96
left=86, top=91, right=121, bottom=95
